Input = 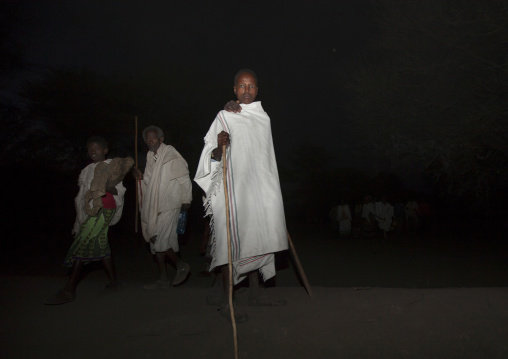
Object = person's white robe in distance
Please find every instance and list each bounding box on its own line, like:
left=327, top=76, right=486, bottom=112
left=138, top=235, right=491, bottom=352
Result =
left=375, top=201, right=394, bottom=232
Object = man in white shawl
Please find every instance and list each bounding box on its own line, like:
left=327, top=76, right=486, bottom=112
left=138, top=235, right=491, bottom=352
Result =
left=195, top=69, right=288, bottom=320
left=375, top=195, right=394, bottom=238
left=361, top=195, right=378, bottom=238
left=133, top=126, right=192, bottom=289
left=337, top=199, right=352, bottom=237
left=405, top=197, right=420, bottom=233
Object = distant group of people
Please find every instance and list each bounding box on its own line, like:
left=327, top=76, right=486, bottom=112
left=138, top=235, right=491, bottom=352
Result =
left=330, top=195, right=432, bottom=238
left=45, top=69, right=287, bottom=324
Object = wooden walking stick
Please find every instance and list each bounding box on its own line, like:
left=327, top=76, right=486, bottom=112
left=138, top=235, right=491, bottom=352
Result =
left=222, top=144, right=239, bottom=359
left=134, top=116, right=139, bottom=233
left=287, top=231, right=313, bottom=297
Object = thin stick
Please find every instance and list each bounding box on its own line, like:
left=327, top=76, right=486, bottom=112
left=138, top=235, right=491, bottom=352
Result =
left=287, top=231, right=313, bottom=297
left=135, top=116, right=139, bottom=233
left=223, top=144, right=239, bottom=359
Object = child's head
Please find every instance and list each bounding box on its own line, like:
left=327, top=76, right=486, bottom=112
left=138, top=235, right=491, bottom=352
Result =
left=86, top=136, right=108, bottom=163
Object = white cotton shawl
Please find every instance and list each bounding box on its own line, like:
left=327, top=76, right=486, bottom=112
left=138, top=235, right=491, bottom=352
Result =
left=375, top=201, right=394, bottom=231
left=194, top=101, right=288, bottom=284
left=337, top=204, right=352, bottom=222
left=72, top=159, right=126, bottom=235
left=139, top=143, right=190, bottom=242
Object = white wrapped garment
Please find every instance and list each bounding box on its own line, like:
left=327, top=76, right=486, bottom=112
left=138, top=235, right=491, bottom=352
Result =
left=195, top=102, right=288, bottom=284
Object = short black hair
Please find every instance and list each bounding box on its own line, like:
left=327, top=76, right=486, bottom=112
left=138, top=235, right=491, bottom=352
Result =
left=234, top=68, right=258, bottom=86
left=86, top=136, right=108, bottom=149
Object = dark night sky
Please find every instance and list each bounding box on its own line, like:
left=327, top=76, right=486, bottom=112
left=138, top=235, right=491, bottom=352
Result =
left=12, top=0, right=376, bottom=169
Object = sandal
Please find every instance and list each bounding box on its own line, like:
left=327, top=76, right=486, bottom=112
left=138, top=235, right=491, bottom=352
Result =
left=105, top=281, right=122, bottom=290
left=172, top=262, right=190, bottom=286
left=44, top=289, right=76, bottom=305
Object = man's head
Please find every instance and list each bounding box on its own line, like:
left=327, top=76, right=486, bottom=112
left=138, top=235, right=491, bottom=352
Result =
left=234, top=69, right=258, bottom=104
left=143, top=125, right=164, bottom=153
left=86, top=136, right=108, bottom=163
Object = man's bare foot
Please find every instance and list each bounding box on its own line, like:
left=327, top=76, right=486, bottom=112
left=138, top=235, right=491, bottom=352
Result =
left=44, top=289, right=76, bottom=305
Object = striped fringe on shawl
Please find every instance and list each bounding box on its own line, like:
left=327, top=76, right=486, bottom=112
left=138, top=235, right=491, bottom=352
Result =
left=203, top=150, right=274, bottom=283
left=202, top=153, right=224, bottom=275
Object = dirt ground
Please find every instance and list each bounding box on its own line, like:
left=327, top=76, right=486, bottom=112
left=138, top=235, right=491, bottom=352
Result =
left=2, top=222, right=508, bottom=358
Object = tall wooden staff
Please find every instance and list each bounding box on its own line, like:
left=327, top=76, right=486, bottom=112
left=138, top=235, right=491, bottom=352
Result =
left=222, top=145, right=239, bottom=359
left=287, top=231, right=313, bottom=297
left=135, top=116, right=139, bottom=233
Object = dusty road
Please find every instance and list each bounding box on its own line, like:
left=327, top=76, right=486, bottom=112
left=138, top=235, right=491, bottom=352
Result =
left=2, top=224, right=508, bottom=358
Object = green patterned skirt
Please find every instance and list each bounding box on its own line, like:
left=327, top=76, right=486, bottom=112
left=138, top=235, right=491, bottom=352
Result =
left=64, top=208, right=116, bottom=267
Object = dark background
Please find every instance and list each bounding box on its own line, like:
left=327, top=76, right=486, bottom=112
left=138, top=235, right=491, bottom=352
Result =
left=2, top=0, right=508, bottom=252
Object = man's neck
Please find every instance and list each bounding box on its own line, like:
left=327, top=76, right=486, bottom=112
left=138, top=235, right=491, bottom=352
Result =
left=152, top=143, right=165, bottom=155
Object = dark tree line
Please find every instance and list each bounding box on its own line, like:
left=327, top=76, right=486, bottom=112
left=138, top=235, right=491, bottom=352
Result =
left=2, top=0, right=507, bottom=234
left=342, top=0, right=508, bottom=225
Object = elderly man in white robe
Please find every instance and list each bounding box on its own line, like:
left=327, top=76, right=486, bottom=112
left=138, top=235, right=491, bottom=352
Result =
left=195, top=69, right=288, bottom=321
left=133, top=126, right=192, bottom=289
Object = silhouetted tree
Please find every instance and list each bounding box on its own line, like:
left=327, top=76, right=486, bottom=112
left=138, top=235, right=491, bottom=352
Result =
left=0, top=1, right=30, bottom=166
